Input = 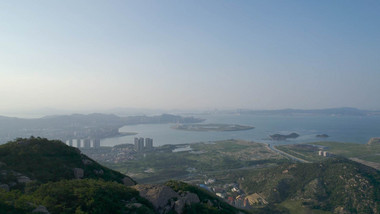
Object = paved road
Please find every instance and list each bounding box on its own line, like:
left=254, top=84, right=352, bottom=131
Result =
left=267, top=144, right=310, bottom=163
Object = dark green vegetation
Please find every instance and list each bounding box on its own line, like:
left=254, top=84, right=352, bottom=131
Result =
left=270, top=133, right=299, bottom=141
left=0, top=137, right=134, bottom=185
left=0, top=179, right=154, bottom=214
left=102, top=140, right=286, bottom=183
left=0, top=137, right=244, bottom=214
left=231, top=158, right=380, bottom=213
left=172, top=123, right=254, bottom=132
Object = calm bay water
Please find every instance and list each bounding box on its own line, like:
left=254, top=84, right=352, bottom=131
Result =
left=101, top=114, right=380, bottom=147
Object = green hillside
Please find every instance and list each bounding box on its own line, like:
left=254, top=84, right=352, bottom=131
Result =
left=239, top=158, right=380, bottom=213
left=0, top=137, right=135, bottom=188
left=0, top=137, right=244, bottom=214
left=0, top=179, right=153, bottom=214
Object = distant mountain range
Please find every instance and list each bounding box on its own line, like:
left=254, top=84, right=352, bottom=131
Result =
left=1, top=107, right=379, bottom=144
left=234, top=107, right=380, bottom=116
left=0, top=114, right=204, bottom=144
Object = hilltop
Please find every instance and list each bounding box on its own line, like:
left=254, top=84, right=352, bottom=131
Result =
left=0, top=137, right=244, bottom=214
left=0, top=137, right=135, bottom=187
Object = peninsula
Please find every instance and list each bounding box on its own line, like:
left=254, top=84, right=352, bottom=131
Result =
left=171, top=123, right=254, bottom=132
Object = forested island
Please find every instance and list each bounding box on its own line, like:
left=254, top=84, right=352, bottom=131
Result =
left=270, top=133, right=300, bottom=141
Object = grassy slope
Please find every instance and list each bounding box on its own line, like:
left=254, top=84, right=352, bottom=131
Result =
left=276, top=142, right=380, bottom=164
left=279, top=200, right=332, bottom=214
left=310, top=141, right=380, bottom=163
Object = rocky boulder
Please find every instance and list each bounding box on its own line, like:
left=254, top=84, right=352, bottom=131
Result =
left=0, top=184, right=9, bottom=191
left=133, top=184, right=202, bottom=214
left=174, top=192, right=200, bottom=214
left=368, top=137, right=380, bottom=145
left=73, top=168, right=84, bottom=179
left=133, top=184, right=179, bottom=213
left=17, top=175, right=32, bottom=183
left=122, top=176, right=135, bottom=186
left=32, top=205, right=50, bottom=214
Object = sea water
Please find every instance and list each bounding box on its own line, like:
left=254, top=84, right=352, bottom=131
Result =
left=101, top=114, right=380, bottom=147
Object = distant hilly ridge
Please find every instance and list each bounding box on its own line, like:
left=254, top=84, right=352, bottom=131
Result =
left=235, top=107, right=380, bottom=116
left=0, top=114, right=204, bottom=144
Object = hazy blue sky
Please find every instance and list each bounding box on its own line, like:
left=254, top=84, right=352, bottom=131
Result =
left=1, top=1, right=380, bottom=114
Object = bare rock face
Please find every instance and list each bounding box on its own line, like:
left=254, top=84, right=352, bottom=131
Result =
left=73, top=168, right=84, bottom=179
left=334, top=206, right=350, bottom=214
left=133, top=184, right=201, bottom=214
left=17, top=175, right=32, bottom=183
left=174, top=192, right=200, bottom=214
left=368, top=137, right=380, bottom=145
left=0, top=184, right=9, bottom=192
left=82, top=159, right=93, bottom=165
left=133, top=184, right=180, bottom=213
left=93, top=169, right=104, bottom=175
left=122, top=176, right=135, bottom=186
left=32, top=205, right=50, bottom=214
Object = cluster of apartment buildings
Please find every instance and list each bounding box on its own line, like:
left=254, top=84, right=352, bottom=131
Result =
left=65, top=139, right=101, bottom=148
left=134, top=137, right=154, bottom=151
left=318, top=150, right=329, bottom=157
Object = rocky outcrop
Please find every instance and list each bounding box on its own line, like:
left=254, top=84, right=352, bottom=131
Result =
left=73, top=168, right=84, bottom=179
left=93, top=169, right=104, bottom=175
left=174, top=192, right=200, bottom=214
left=133, top=184, right=179, bottom=212
left=82, top=158, right=93, bottom=165
left=32, top=205, right=50, bottom=214
left=0, top=184, right=9, bottom=191
left=17, top=175, right=32, bottom=183
left=122, top=176, right=135, bottom=186
left=367, top=137, right=380, bottom=145
left=132, top=184, right=200, bottom=214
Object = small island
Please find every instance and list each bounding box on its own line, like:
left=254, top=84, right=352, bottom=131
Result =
left=316, top=134, right=329, bottom=138
left=171, top=123, right=254, bottom=132
left=270, top=133, right=299, bottom=141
